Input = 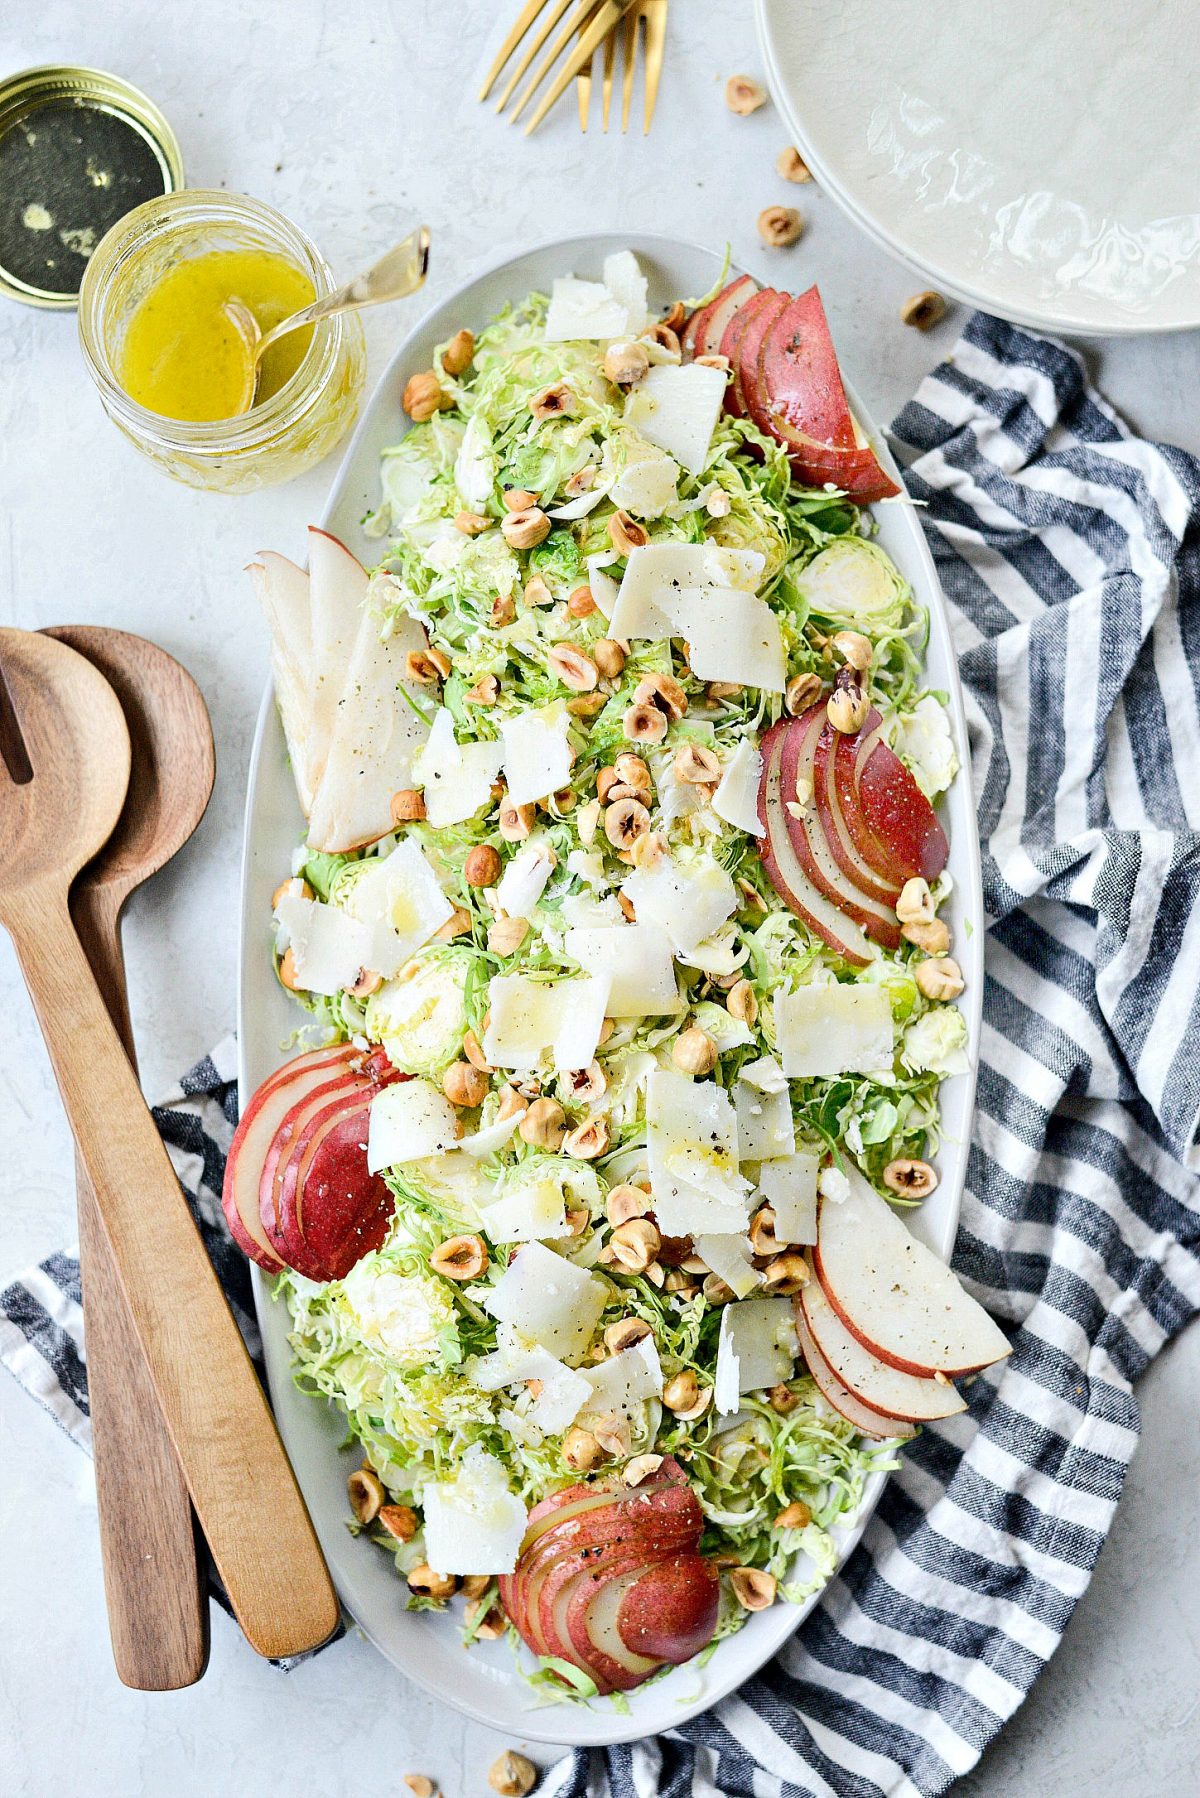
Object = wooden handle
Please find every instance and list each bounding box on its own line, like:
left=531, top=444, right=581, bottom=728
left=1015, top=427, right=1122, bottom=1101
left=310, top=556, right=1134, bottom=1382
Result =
left=71, top=880, right=209, bottom=1689
left=10, top=888, right=340, bottom=1660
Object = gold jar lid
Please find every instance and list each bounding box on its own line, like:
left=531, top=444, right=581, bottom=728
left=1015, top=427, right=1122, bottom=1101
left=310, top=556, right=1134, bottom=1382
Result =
left=0, top=65, right=183, bottom=309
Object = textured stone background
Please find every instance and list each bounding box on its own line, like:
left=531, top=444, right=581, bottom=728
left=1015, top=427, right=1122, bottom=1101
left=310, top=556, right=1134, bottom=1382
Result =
left=1, top=4, right=1197, bottom=1793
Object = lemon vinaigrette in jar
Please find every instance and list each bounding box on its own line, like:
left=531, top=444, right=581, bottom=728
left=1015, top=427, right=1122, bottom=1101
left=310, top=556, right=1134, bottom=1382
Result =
left=79, top=191, right=365, bottom=492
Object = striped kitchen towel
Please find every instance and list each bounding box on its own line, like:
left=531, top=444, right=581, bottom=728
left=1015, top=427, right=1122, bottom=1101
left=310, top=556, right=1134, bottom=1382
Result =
left=4, top=313, right=1200, bottom=1793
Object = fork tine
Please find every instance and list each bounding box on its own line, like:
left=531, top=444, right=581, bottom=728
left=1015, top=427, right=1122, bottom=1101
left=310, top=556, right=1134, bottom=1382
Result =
left=601, top=24, right=617, bottom=130
left=641, top=0, right=667, bottom=133
left=494, top=0, right=576, bottom=113
left=509, top=0, right=599, bottom=123
left=621, top=6, right=642, bottom=133
left=576, top=18, right=593, bottom=130
left=524, top=2, right=626, bottom=134
left=478, top=0, right=553, bottom=102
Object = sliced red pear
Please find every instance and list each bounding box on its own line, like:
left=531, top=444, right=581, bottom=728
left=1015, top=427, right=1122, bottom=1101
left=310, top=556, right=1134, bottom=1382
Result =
left=258, top=1064, right=377, bottom=1257
left=694, top=272, right=758, bottom=359
left=794, top=1302, right=913, bottom=1440
left=815, top=1167, right=1011, bottom=1378
left=778, top=707, right=902, bottom=948
left=814, top=719, right=902, bottom=905
left=722, top=286, right=779, bottom=417
left=222, top=1044, right=357, bottom=1271
left=855, top=736, right=950, bottom=884
left=758, top=720, right=873, bottom=965
left=833, top=716, right=918, bottom=887
left=579, top=1564, right=664, bottom=1687
left=800, top=1281, right=966, bottom=1423
left=275, top=1089, right=396, bottom=1281
left=507, top=1474, right=678, bottom=1633
left=738, top=291, right=792, bottom=440
left=563, top=1540, right=694, bottom=1692
left=784, top=438, right=901, bottom=504
left=615, top=1552, right=719, bottom=1663
left=305, top=526, right=370, bottom=794
left=761, top=287, right=857, bottom=450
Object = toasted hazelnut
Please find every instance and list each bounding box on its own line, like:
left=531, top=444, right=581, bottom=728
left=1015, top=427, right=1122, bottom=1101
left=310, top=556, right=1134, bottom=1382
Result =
left=434, top=905, right=472, bottom=942
left=726, top=74, right=767, bottom=114
left=345, top=967, right=382, bottom=999
left=441, top=327, right=475, bottom=374
left=403, top=370, right=448, bottom=421
left=901, top=289, right=948, bottom=332
left=758, top=206, right=804, bottom=248
left=661, top=300, right=687, bottom=334
left=604, top=796, right=651, bottom=848
left=465, top=844, right=502, bottom=887
left=406, top=649, right=447, bottom=684
left=628, top=829, right=666, bottom=870
left=496, top=1084, right=528, bottom=1123
left=702, top=1272, right=736, bottom=1306
left=567, top=584, right=597, bottom=619
left=408, top=1563, right=458, bottom=1600
left=826, top=683, right=870, bottom=734
left=609, top=510, right=649, bottom=556
left=903, top=916, right=951, bottom=955
left=606, top=1183, right=653, bottom=1226
left=465, top=673, right=500, bottom=707
left=610, top=1217, right=661, bottom=1273
left=641, top=321, right=681, bottom=357
left=465, top=1598, right=507, bottom=1640
left=564, top=1059, right=606, bottom=1110
left=454, top=509, right=491, bottom=536
left=672, top=1026, right=718, bottom=1076
left=390, top=787, right=427, bottom=826
left=488, top=1752, right=537, bottom=1798
left=519, top=1097, right=567, bottom=1151
left=624, top=1452, right=665, bottom=1486
left=726, top=978, right=758, bottom=1026
left=768, top=1382, right=798, bottom=1413
left=895, top=876, right=935, bottom=926
left=460, top=1573, right=491, bottom=1599
left=785, top=671, right=823, bottom=715
left=614, top=752, right=652, bottom=794
left=564, top=1206, right=591, bottom=1237
left=596, top=765, right=621, bottom=804
left=664, top=1269, right=699, bottom=1296
left=673, top=743, right=721, bottom=785
left=429, top=1234, right=487, bottom=1280
left=498, top=799, right=537, bottom=841
left=379, top=1503, right=419, bottom=1541
left=605, top=1316, right=652, bottom=1353
left=776, top=145, right=813, bottom=183
left=548, top=642, right=599, bottom=692
left=623, top=701, right=668, bottom=744
left=491, top=592, right=517, bottom=628
left=774, top=1500, right=813, bottom=1530
left=705, top=486, right=733, bottom=515
left=523, top=573, right=553, bottom=608
left=634, top=672, right=688, bottom=720
left=530, top=382, right=574, bottom=421
left=562, top=1425, right=606, bottom=1472
left=730, top=1566, right=777, bottom=1611
left=501, top=507, right=551, bottom=550
left=761, top=1252, right=810, bottom=1294
left=503, top=487, right=538, bottom=512
left=662, top=1369, right=701, bottom=1414
left=592, top=638, right=627, bottom=680
left=278, top=947, right=303, bottom=992
left=347, top=1466, right=385, bottom=1524
left=271, top=877, right=313, bottom=910
left=403, top=1775, right=434, bottom=1798
left=463, top=1029, right=492, bottom=1073
left=915, top=955, right=965, bottom=1001
left=883, top=1158, right=939, bottom=1198
left=488, top=914, right=529, bottom=957
left=443, top=1060, right=489, bottom=1108
left=617, top=888, right=636, bottom=927
left=748, top=1206, right=785, bottom=1257
left=562, top=1117, right=609, bottom=1160
left=603, top=338, right=651, bottom=386
left=567, top=693, right=607, bottom=718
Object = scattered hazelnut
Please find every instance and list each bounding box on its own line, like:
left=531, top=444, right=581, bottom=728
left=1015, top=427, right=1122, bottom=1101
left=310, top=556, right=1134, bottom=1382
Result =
left=402, top=371, right=448, bottom=421
left=776, top=145, right=813, bottom=183
left=271, top=877, right=312, bottom=909
left=624, top=1452, right=665, bottom=1486
left=347, top=1466, right=385, bottom=1524
left=785, top=671, right=823, bottom=715
left=726, top=978, right=758, bottom=1026
left=673, top=742, right=721, bottom=785
left=523, top=572, right=553, bottom=608
left=761, top=1251, right=810, bottom=1294
left=606, top=1183, right=653, bottom=1226
left=726, top=73, right=768, bottom=115
left=407, top=1564, right=458, bottom=1600
left=463, top=1029, right=492, bottom=1073
left=403, top=1775, right=435, bottom=1798
left=758, top=206, right=804, bottom=248
left=623, top=701, right=668, bottom=744
left=498, top=799, right=537, bottom=841
left=826, top=683, right=870, bottom=734
left=519, top=1097, right=567, bottom=1151
left=883, top=1158, right=939, bottom=1198
left=604, top=796, right=651, bottom=848
left=774, top=1500, right=813, bottom=1530
left=895, top=876, right=935, bottom=926
left=672, top=1026, right=717, bottom=1076
left=503, top=488, right=538, bottom=512
left=562, top=1117, right=609, bottom=1160
left=488, top=915, right=530, bottom=957
left=454, top=509, right=491, bottom=536
left=344, top=967, right=382, bottom=999
left=391, top=788, right=426, bottom=825
left=501, top=507, right=551, bottom=550
left=465, top=1598, right=506, bottom=1640
left=530, top=382, right=574, bottom=421
left=609, top=510, right=649, bottom=556
left=278, top=947, right=303, bottom=992
left=490, top=592, right=516, bottom=628
left=641, top=321, right=681, bottom=356
left=604, top=1316, right=653, bottom=1353
left=443, top=1061, right=489, bottom=1108
left=567, top=584, right=597, bottom=618
left=634, top=672, right=688, bottom=720
left=831, top=629, right=872, bottom=671
left=547, top=642, right=599, bottom=691
left=768, top=1382, right=798, bottom=1413
left=915, top=956, right=965, bottom=1001
left=379, top=1504, right=419, bottom=1541
left=903, top=917, right=951, bottom=955
left=441, top=327, right=475, bottom=374
left=434, top=906, right=472, bottom=942
left=488, top=1751, right=537, bottom=1798
left=429, top=1234, right=488, bottom=1280
left=603, top=338, right=650, bottom=386
left=730, top=1566, right=777, bottom=1611
left=562, top=1426, right=606, bottom=1472
left=901, top=289, right=948, bottom=332
left=465, top=844, right=502, bottom=887
left=610, top=1217, right=661, bottom=1273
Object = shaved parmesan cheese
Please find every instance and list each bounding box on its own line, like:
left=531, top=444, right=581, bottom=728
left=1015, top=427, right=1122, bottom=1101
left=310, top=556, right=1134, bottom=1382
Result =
left=585, top=552, right=619, bottom=620
left=412, top=707, right=504, bottom=829
left=714, top=1296, right=798, bottom=1414
left=609, top=442, right=679, bottom=518
left=500, top=705, right=572, bottom=806
left=713, top=737, right=765, bottom=837
left=625, top=363, right=728, bottom=476
left=367, top=1079, right=460, bottom=1172
left=671, top=585, right=786, bottom=691
left=547, top=486, right=606, bottom=521
left=773, top=985, right=895, bottom=1078
left=483, top=1241, right=607, bottom=1362
left=602, top=251, right=649, bottom=335
left=565, top=923, right=681, bottom=1016
left=273, top=890, right=373, bottom=996
left=645, top=1070, right=751, bottom=1237
left=457, top=1110, right=521, bottom=1158
left=482, top=973, right=610, bottom=1071
left=579, top=1335, right=662, bottom=1422
left=469, top=1324, right=591, bottom=1434
left=734, top=1059, right=795, bottom=1162
left=755, top=1150, right=820, bottom=1245
left=341, top=839, right=454, bottom=979
left=420, top=1445, right=528, bottom=1575
left=479, top=1173, right=570, bottom=1244
left=620, top=852, right=737, bottom=956
left=695, top=1232, right=761, bottom=1299
left=495, top=841, right=556, bottom=918
left=608, top=541, right=765, bottom=641
left=454, top=414, right=496, bottom=510
left=545, top=275, right=629, bottom=342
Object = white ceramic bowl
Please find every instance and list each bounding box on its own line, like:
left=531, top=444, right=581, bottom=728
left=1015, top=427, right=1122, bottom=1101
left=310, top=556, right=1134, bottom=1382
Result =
left=757, top=0, right=1200, bottom=335
left=237, top=233, right=983, bottom=1746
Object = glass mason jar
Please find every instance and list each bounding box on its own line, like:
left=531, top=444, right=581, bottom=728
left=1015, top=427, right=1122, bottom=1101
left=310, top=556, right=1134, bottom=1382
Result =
left=78, top=189, right=366, bottom=493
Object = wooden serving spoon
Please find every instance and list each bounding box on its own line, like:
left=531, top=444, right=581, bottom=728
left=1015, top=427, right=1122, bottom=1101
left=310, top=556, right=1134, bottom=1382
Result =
left=43, top=627, right=214, bottom=1690
left=0, top=629, right=340, bottom=1661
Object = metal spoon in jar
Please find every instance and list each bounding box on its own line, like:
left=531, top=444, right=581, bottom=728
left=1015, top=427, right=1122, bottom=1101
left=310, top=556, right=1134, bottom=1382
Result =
left=222, top=224, right=431, bottom=414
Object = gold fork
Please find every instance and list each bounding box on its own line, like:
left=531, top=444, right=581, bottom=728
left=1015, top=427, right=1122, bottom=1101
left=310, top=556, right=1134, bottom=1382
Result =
left=480, top=0, right=651, bottom=135
left=578, top=0, right=667, bottom=134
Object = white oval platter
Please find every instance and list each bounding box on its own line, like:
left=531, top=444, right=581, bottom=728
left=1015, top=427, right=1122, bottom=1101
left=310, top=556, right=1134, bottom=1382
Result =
left=238, top=232, right=983, bottom=1747
left=757, top=0, right=1200, bottom=336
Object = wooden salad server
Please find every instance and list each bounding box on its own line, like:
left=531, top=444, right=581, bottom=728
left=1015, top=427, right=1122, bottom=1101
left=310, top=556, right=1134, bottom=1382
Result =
left=44, top=626, right=215, bottom=1689
left=0, top=629, right=340, bottom=1661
